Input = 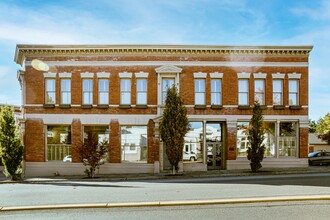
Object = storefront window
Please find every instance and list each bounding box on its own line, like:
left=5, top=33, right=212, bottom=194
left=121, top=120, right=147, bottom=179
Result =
left=47, top=126, right=71, bottom=162
left=84, top=126, right=109, bottom=162
left=279, top=122, right=297, bottom=157
left=237, top=122, right=249, bottom=157
left=263, top=122, right=276, bottom=157
left=121, top=126, right=147, bottom=162
left=184, top=122, right=203, bottom=163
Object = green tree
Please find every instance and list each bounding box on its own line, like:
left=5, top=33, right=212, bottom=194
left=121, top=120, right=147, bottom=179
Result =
left=247, top=102, right=266, bottom=172
left=74, top=130, right=108, bottom=178
left=159, top=85, right=189, bottom=174
left=316, top=113, right=330, bottom=143
left=0, top=105, right=24, bottom=180
left=309, top=119, right=317, bottom=133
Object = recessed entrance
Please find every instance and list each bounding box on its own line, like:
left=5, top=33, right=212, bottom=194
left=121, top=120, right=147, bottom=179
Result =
left=206, top=122, right=225, bottom=170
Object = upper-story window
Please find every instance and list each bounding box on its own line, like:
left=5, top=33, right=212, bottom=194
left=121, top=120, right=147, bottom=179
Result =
left=211, top=79, right=222, bottom=105
left=98, top=79, right=109, bottom=105
left=121, top=79, right=131, bottom=105
left=162, top=78, right=175, bottom=104
left=61, top=79, right=71, bottom=105
left=195, top=79, right=205, bottom=105
left=45, top=79, right=56, bottom=104
left=83, top=79, right=93, bottom=105
left=136, top=79, right=147, bottom=105
left=238, top=79, right=249, bottom=105
left=273, top=79, right=283, bottom=105
left=289, top=80, right=299, bottom=105
left=254, top=79, right=265, bottom=105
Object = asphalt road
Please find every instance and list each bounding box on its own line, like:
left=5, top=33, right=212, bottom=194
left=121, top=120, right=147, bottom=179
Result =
left=1, top=173, right=330, bottom=208
left=1, top=201, right=330, bottom=220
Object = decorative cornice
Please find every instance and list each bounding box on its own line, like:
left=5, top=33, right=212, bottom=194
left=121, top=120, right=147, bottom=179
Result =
left=272, top=73, right=285, bottom=79
left=14, top=45, right=313, bottom=66
left=194, top=72, right=207, bottom=78
left=155, top=65, right=182, bottom=73
left=80, top=72, right=94, bottom=78
left=97, top=72, right=110, bottom=78
left=43, top=72, right=56, bottom=78
left=210, top=72, right=223, bottom=78
left=237, top=72, right=251, bottom=79
left=59, top=72, right=71, bottom=78
left=119, top=71, right=132, bottom=78
left=135, top=71, right=149, bottom=78
left=288, top=72, right=301, bottom=79
left=253, top=72, right=267, bottom=79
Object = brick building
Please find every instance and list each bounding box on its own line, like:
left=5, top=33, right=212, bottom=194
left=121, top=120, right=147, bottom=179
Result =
left=14, top=45, right=312, bottom=177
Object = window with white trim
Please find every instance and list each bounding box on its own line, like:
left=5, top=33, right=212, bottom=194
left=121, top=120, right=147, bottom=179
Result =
left=61, top=79, right=71, bottom=104
left=195, top=79, right=205, bottom=105
left=83, top=79, right=93, bottom=105
left=45, top=79, right=56, bottom=104
left=211, top=79, right=221, bottom=105
left=289, top=80, right=299, bottom=105
left=121, top=79, right=131, bottom=105
left=238, top=79, right=249, bottom=105
left=273, top=79, right=283, bottom=105
left=162, top=78, right=175, bottom=104
left=254, top=79, right=265, bottom=105
left=98, top=79, right=109, bottom=105
left=136, top=79, right=147, bottom=105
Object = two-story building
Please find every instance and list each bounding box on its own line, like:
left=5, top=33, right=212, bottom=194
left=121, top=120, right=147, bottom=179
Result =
left=14, top=45, right=312, bottom=177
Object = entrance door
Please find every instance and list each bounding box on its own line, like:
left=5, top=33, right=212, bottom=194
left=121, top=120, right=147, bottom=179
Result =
left=207, top=142, right=222, bottom=169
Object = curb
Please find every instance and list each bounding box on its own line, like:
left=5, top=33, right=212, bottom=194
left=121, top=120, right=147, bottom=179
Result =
left=1, top=195, right=330, bottom=212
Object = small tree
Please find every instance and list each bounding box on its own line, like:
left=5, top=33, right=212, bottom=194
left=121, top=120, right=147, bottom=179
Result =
left=75, top=130, right=108, bottom=178
left=159, top=85, right=189, bottom=174
left=316, top=113, right=330, bottom=143
left=247, top=102, right=265, bottom=172
left=309, top=119, right=317, bottom=133
left=0, top=105, right=24, bottom=180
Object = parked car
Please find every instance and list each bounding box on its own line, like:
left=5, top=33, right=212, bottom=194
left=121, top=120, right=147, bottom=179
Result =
left=183, top=152, right=197, bottom=161
left=63, top=155, right=72, bottom=162
left=308, top=152, right=330, bottom=166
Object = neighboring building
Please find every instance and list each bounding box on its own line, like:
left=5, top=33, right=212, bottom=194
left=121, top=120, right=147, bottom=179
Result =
left=14, top=44, right=312, bottom=177
left=309, top=133, right=330, bottom=152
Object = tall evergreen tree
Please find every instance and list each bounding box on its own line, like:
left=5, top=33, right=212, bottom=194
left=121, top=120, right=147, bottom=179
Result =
left=316, top=113, right=330, bottom=143
left=247, top=102, right=265, bottom=172
left=0, top=105, right=24, bottom=180
left=159, top=85, right=189, bottom=174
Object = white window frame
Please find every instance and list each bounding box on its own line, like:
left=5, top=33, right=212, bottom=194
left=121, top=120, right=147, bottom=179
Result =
left=254, top=79, right=265, bottom=105
left=289, top=80, right=299, bottom=106
left=45, top=78, right=56, bottom=104
left=61, top=79, right=71, bottom=105
left=211, top=79, right=222, bottom=105
left=98, top=79, right=109, bottom=105
left=273, top=79, right=283, bottom=105
left=82, top=79, right=93, bottom=105
left=120, top=79, right=131, bottom=105
left=136, top=78, right=147, bottom=105
left=195, top=79, right=206, bottom=105
left=238, top=79, right=249, bottom=105
left=162, top=78, right=175, bottom=105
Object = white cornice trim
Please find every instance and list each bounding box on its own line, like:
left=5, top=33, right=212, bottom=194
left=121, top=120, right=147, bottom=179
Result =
left=210, top=72, right=223, bottom=78
left=59, top=72, right=71, bottom=78
left=119, top=71, right=132, bottom=78
left=43, top=72, right=56, bottom=78
left=81, top=72, right=94, bottom=78
left=97, top=72, right=110, bottom=78
left=253, top=72, right=267, bottom=79
left=135, top=71, right=149, bottom=78
left=272, top=73, right=285, bottom=79
left=288, top=72, right=301, bottom=79
left=237, top=72, right=251, bottom=79
left=194, top=72, right=207, bottom=78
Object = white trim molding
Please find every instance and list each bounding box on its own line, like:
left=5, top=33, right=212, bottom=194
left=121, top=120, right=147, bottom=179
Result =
left=253, top=72, right=267, bottom=79
left=59, top=72, right=72, bottom=78
left=155, top=65, right=182, bottom=73
left=97, top=72, right=110, bottom=78
left=43, top=72, right=56, bottom=78
left=80, top=72, right=94, bottom=78
left=135, top=71, right=149, bottom=78
left=272, top=72, right=285, bottom=79
left=237, top=72, right=251, bottom=79
left=119, top=71, right=132, bottom=78
left=288, top=72, right=301, bottom=79
left=210, top=72, right=223, bottom=78
left=193, top=72, right=207, bottom=78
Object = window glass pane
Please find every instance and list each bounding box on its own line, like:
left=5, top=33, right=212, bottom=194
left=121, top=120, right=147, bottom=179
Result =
left=184, top=122, right=203, bottom=163
left=273, top=93, right=282, bottom=105
left=289, top=94, right=297, bottom=105
left=289, top=80, right=298, bottom=93
left=121, top=126, right=147, bottom=163
left=162, top=79, right=175, bottom=104
left=83, top=93, right=92, bottom=104
left=84, top=126, right=109, bottom=163
left=61, top=80, right=70, bottom=91
left=273, top=80, right=282, bottom=93
left=195, top=93, right=205, bottom=105
left=237, top=122, right=249, bottom=157
left=121, top=93, right=131, bottom=104
left=239, top=93, right=248, bottom=105
left=137, top=93, right=147, bottom=105
left=137, top=79, right=147, bottom=91
left=239, top=80, right=248, bottom=92
left=195, top=80, right=205, bottom=92
left=46, top=79, right=55, bottom=91
left=99, top=80, right=108, bottom=92
left=61, top=80, right=71, bottom=104
left=211, top=93, right=221, bottom=105
left=83, top=79, right=92, bottom=91
left=254, top=80, right=264, bottom=93
left=211, top=80, right=221, bottom=92
left=279, top=122, right=297, bottom=157
left=263, top=122, right=275, bottom=157
left=254, top=93, right=264, bottom=104
left=121, top=79, right=131, bottom=92
left=99, top=93, right=108, bottom=104
left=47, top=126, right=71, bottom=162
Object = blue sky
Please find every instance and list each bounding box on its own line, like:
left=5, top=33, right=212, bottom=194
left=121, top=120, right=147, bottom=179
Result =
left=0, top=0, right=328, bottom=120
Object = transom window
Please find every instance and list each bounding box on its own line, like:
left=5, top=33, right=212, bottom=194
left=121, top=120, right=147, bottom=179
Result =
left=61, top=79, right=71, bottom=104
left=273, top=80, right=283, bottom=105
left=83, top=79, right=93, bottom=105
left=211, top=79, right=222, bottom=105
left=289, top=80, right=299, bottom=105
left=98, top=79, right=109, bottom=105
left=121, top=79, right=131, bottom=105
left=137, top=79, right=147, bottom=105
left=238, top=79, right=249, bottom=105
left=195, top=79, right=205, bottom=105
left=254, top=79, right=265, bottom=105
left=162, top=78, right=175, bottom=104
left=45, top=79, right=56, bottom=104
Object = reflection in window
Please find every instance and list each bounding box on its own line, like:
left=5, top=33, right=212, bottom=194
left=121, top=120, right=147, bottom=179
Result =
left=254, top=79, right=265, bottom=105
left=289, top=80, right=299, bottom=105
left=45, top=79, right=56, bottom=104
left=184, top=122, right=203, bottom=163
left=279, top=122, right=297, bottom=157
left=263, top=122, right=275, bottom=157
left=238, top=79, right=249, bottom=105
left=162, top=78, right=175, bottom=104
left=121, top=126, right=147, bottom=162
left=273, top=80, right=283, bottom=105
left=47, top=126, right=71, bottom=162
left=237, top=122, right=249, bottom=157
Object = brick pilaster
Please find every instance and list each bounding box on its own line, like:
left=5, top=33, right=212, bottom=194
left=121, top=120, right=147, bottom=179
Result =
left=299, top=127, right=309, bottom=158
left=226, top=125, right=237, bottom=160
left=110, top=119, right=121, bottom=163
left=25, top=119, right=45, bottom=162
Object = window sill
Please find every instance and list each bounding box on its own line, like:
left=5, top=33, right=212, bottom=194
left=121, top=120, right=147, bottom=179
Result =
left=97, top=104, right=109, bottom=109
left=119, top=104, right=131, bottom=109
left=59, top=104, right=71, bottom=109
left=289, top=105, right=302, bottom=110
left=273, top=105, right=285, bottom=110
left=44, top=104, right=55, bottom=108
left=194, top=105, right=206, bottom=109
left=211, top=105, right=223, bottom=109
left=259, top=105, right=267, bottom=110
left=238, top=105, right=250, bottom=110
left=81, top=104, right=92, bottom=109
left=136, top=105, right=148, bottom=109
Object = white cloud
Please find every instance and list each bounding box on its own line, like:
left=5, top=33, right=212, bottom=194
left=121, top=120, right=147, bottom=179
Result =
left=291, top=0, right=330, bottom=20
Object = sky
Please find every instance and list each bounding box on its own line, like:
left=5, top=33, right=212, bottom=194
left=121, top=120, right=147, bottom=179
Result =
left=0, top=0, right=329, bottom=121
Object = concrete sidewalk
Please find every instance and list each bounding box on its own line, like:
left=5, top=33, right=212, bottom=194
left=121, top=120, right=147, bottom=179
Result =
left=1, top=166, right=330, bottom=184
